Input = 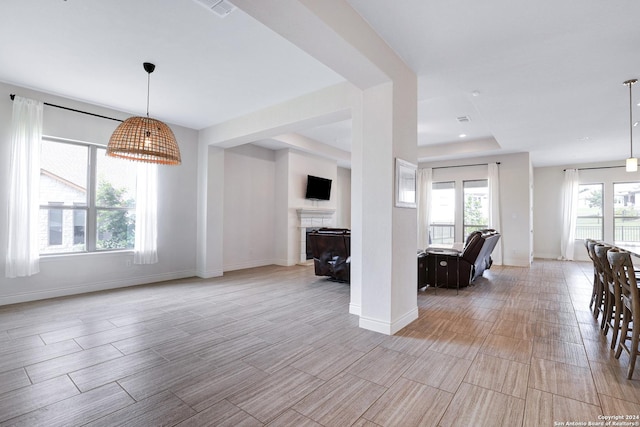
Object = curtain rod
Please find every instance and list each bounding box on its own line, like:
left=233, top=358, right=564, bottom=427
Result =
left=9, top=94, right=123, bottom=123
left=433, top=162, right=500, bottom=170
left=563, top=165, right=624, bottom=171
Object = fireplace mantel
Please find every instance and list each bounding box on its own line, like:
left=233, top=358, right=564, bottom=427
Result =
left=296, top=208, right=336, bottom=220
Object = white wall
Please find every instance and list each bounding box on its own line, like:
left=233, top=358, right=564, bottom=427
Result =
left=222, top=145, right=349, bottom=270
left=223, top=144, right=276, bottom=270
left=0, top=82, right=198, bottom=305
left=336, top=167, right=351, bottom=228
left=421, top=152, right=532, bottom=267
left=533, top=161, right=633, bottom=261
left=284, top=149, right=339, bottom=266
left=532, top=166, right=564, bottom=260
left=288, top=150, right=339, bottom=212
left=274, top=149, right=290, bottom=266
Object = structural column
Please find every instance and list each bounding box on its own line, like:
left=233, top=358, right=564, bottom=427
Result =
left=196, top=142, right=224, bottom=278
left=213, top=0, right=419, bottom=334
left=351, top=77, right=418, bottom=334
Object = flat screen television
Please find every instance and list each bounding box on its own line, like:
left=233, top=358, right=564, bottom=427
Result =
left=305, top=175, right=332, bottom=200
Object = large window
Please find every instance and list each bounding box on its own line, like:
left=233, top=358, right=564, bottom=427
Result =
left=430, top=181, right=455, bottom=244
left=576, top=183, right=603, bottom=240
left=39, top=138, right=136, bottom=254
left=463, top=179, right=489, bottom=240
left=614, top=182, right=640, bottom=244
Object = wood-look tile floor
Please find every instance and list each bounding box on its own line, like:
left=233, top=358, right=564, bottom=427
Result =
left=1, top=260, right=640, bottom=426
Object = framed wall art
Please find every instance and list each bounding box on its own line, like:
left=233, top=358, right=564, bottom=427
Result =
left=395, top=158, right=417, bottom=208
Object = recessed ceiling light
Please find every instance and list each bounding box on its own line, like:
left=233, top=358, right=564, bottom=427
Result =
left=459, top=134, right=467, bottom=138
left=472, top=90, right=480, bottom=97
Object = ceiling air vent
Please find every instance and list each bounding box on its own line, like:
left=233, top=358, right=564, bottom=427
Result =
left=193, top=0, right=236, bottom=17
left=457, top=116, right=471, bottom=123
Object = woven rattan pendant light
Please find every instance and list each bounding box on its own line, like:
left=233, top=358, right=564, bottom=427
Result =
left=107, top=62, right=181, bottom=165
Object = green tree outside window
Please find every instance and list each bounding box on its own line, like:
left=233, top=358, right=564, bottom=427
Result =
left=96, top=181, right=135, bottom=249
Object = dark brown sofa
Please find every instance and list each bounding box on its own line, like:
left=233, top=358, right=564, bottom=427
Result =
left=307, top=228, right=350, bottom=283
left=421, top=229, right=501, bottom=289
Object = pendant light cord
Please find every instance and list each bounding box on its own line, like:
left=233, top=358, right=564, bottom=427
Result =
left=142, top=62, right=155, bottom=118
left=626, top=79, right=637, bottom=158
left=630, top=80, right=633, bottom=158
left=146, top=71, right=150, bottom=118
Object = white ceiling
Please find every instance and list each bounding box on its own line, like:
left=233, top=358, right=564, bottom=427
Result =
left=0, top=0, right=344, bottom=129
left=2, top=0, right=640, bottom=167
left=349, top=0, right=640, bottom=166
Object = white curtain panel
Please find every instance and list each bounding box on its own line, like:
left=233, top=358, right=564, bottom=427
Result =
left=5, top=96, right=43, bottom=278
left=417, top=167, right=433, bottom=249
left=560, top=168, right=579, bottom=260
left=488, top=162, right=503, bottom=265
left=134, top=162, right=158, bottom=264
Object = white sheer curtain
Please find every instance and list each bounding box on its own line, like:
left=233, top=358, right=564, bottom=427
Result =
left=417, top=167, right=433, bottom=249
left=134, top=162, right=158, bottom=264
left=560, top=168, right=579, bottom=260
left=5, top=96, right=43, bottom=278
left=488, top=162, right=503, bottom=265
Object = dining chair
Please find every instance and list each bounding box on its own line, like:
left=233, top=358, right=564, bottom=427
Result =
left=586, top=239, right=604, bottom=319
left=585, top=239, right=597, bottom=312
left=596, top=244, right=621, bottom=349
left=608, top=249, right=640, bottom=379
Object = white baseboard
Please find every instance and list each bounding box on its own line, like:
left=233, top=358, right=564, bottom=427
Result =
left=196, top=268, right=223, bottom=278
left=223, top=259, right=277, bottom=272
left=359, top=306, right=419, bottom=335
left=349, top=303, right=361, bottom=316
left=0, top=270, right=196, bottom=306
left=391, top=307, right=419, bottom=333
left=502, top=256, right=531, bottom=267
left=531, top=252, right=558, bottom=261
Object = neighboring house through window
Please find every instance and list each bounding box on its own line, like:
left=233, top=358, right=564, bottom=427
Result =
left=73, top=207, right=85, bottom=245
left=47, top=202, right=63, bottom=246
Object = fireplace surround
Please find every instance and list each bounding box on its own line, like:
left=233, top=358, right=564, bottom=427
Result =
left=297, top=208, right=335, bottom=263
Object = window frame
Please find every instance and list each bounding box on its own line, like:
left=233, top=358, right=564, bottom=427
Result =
left=462, top=179, right=489, bottom=241
left=39, top=136, right=136, bottom=255
left=73, top=205, right=86, bottom=245
left=613, top=181, right=640, bottom=245
left=575, top=182, right=604, bottom=241
left=429, top=180, right=456, bottom=244
left=47, top=202, right=64, bottom=246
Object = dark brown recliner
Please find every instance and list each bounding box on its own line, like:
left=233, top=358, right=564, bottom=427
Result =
left=474, top=229, right=500, bottom=280
left=307, top=228, right=350, bottom=283
left=423, top=229, right=501, bottom=288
